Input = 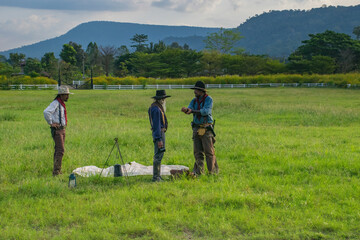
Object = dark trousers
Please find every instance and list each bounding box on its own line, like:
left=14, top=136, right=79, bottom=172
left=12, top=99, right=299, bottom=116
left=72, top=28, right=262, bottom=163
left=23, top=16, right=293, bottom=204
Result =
left=153, top=131, right=165, bottom=180
left=192, top=127, right=218, bottom=175
left=51, top=128, right=65, bottom=176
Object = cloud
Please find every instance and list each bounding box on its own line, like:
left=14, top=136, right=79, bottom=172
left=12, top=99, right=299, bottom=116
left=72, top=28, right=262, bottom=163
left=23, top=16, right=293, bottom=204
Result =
left=0, top=13, right=68, bottom=51
left=0, top=15, right=60, bottom=34
left=151, top=0, right=221, bottom=12
left=0, top=0, right=137, bottom=11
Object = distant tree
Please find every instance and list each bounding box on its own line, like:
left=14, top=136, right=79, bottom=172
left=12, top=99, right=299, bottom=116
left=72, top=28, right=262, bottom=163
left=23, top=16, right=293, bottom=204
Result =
left=117, top=45, right=130, bottom=56
left=153, top=41, right=167, bottom=53
left=353, top=26, right=360, bottom=40
left=287, top=55, right=336, bottom=74
left=86, top=42, right=101, bottom=65
left=291, top=30, right=359, bottom=60
left=204, top=28, right=244, bottom=54
left=61, top=61, right=82, bottom=84
left=159, top=48, right=185, bottom=77
left=0, top=62, right=14, bottom=77
left=128, top=52, right=168, bottom=78
left=60, top=44, right=77, bottom=65
left=41, top=52, right=58, bottom=78
left=338, top=49, right=357, bottom=73
left=130, top=34, right=149, bottom=52
left=0, top=55, right=7, bottom=63
left=86, top=42, right=102, bottom=76
left=264, top=59, right=287, bottom=74
left=286, top=55, right=312, bottom=74
left=310, top=55, right=336, bottom=74
left=169, top=42, right=182, bottom=49
left=69, top=41, right=86, bottom=72
left=99, top=45, right=117, bottom=76
left=289, top=30, right=360, bottom=72
left=200, top=50, right=223, bottom=76
left=179, top=50, right=203, bottom=77
left=9, top=53, right=25, bottom=68
left=222, top=54, right=270, bottom=75
left=183, top=44, right=190, bottom=50
left=114, top=53, right=133, bottom=77
left=24, top=57, right=42, bottom=76
left=147, top=41, right=167, bottom=53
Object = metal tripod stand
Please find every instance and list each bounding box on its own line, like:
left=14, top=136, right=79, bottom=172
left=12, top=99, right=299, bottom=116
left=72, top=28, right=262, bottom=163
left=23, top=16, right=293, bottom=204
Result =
left=99, top=138, right=129, bottom=184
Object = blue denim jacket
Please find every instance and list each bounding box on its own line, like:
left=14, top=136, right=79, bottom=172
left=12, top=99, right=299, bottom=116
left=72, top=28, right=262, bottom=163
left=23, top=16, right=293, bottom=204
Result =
left=188, top=95, right=213, bottom=125
left=148, top=105, right=167, bottom=141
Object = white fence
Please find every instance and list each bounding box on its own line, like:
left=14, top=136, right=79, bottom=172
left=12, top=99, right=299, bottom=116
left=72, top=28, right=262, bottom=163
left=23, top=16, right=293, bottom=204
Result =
left=5, top=83, right=358, bottom=90
left=7, top=84, right=58, bottom=90
left=93, top=83, right=355, bottom=90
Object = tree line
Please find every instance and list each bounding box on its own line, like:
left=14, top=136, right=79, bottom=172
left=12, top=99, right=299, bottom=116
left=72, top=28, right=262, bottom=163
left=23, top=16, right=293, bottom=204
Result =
left=1, top=27, right=360, bottom=84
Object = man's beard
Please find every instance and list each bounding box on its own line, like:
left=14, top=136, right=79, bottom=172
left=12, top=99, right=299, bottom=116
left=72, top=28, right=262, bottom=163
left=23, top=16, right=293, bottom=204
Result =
left=161, top=101, right=166, bottom=112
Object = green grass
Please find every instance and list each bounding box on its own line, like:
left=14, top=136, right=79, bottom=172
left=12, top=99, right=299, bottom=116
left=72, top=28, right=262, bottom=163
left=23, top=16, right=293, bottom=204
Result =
left=1, top=88, right=360, bottom=239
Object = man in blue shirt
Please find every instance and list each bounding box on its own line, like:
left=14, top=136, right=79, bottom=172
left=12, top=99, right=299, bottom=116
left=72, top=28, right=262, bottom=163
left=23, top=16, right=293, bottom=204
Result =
left=181, top=81, right=218, bottom=175
left=148, top=90, right=170, bottom=182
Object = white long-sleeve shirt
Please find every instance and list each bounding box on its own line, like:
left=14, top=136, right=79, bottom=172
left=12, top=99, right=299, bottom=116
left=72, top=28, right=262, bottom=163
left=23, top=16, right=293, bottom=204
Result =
left=43, top=100, right=67, bottom=126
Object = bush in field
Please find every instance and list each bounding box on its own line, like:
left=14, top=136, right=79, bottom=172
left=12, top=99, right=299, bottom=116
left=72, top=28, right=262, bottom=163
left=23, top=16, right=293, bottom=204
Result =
left=4, top=73, right=359, bottom=87
left=0, top=75, right=57, bottom=85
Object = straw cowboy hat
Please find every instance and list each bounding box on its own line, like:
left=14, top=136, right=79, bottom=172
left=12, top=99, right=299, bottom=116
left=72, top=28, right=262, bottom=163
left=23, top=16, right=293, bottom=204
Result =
left=57, top=86, right=74, bottom=95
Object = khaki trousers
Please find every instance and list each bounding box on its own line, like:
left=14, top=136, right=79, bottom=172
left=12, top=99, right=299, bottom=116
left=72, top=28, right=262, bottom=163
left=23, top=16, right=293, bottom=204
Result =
left=192, top=127, right=218, bottom=175
left=52, top=128, right=65, bottom=176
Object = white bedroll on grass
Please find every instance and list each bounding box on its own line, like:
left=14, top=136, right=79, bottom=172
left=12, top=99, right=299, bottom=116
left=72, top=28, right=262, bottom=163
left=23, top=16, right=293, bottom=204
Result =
left=73, top=161, right=189, bottom=177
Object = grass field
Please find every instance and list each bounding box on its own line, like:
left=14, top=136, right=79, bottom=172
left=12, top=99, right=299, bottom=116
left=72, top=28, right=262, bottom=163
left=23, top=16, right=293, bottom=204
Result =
left=1, top=88, right=360, bottom=239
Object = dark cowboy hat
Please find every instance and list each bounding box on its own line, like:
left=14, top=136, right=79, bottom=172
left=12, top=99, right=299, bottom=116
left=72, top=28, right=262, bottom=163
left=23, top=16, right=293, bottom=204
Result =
left=152, top=89, right=171, bottom=99
left=190, top=81, right=207, bottom=92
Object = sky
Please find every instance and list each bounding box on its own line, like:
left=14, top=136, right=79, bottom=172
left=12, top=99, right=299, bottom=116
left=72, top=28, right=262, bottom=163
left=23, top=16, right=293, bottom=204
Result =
left=0, top=0, right=359, bottom=52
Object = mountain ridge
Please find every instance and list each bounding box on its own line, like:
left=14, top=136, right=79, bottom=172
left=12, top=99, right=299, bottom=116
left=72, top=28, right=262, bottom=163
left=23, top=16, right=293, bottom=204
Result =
left=0, top=22, right=220, bottom=58
left=1, top=4, right=359, bottom=58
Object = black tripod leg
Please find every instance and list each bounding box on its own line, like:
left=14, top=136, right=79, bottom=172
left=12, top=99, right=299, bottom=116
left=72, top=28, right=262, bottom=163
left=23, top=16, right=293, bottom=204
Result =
left=99, top=142, right=116, bottom=178
left=115, top=141, right=129, bottom=185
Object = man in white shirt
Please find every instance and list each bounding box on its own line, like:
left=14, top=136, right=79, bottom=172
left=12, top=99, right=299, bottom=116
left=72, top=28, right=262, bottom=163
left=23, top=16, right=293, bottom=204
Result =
left=44, top=86, right=73, bottom=176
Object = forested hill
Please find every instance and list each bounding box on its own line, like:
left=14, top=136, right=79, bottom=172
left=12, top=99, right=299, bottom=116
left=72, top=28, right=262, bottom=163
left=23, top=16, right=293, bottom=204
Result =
left=236, top=5, right=360, bottom=57
left=0, top=22, right=220, bottom=58
left=162, top=5, right=360, bottom=57
left=1, top=4, right=359, bottom=58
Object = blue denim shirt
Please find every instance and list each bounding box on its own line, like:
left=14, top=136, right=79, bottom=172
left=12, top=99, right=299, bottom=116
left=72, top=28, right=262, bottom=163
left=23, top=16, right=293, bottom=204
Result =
left=188, top=95, right=213, bottom=125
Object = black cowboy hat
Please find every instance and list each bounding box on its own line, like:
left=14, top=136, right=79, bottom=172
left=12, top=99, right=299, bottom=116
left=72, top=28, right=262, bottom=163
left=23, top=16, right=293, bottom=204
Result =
left=190, top=81, right=207, bottom=92
left=152, top=90, right=171, bottom=99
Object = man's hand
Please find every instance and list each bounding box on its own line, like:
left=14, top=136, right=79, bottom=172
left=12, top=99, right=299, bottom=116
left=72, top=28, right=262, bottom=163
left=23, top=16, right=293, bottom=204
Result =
left=51, top=123, right=60, bottom=129
left=157, top=141, right=164, bottom=149
left=181, top=107, right=192, bottom=114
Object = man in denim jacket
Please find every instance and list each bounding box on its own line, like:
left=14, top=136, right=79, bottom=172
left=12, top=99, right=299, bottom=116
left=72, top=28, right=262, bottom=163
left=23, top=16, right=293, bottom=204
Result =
left=148, top=90, right=170, bottom=182
left=181, top=81, right=218, bottom=175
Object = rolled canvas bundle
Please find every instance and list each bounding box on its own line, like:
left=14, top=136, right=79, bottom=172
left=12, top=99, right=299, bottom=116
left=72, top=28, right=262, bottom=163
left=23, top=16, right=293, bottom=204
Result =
left=72, top=161, right=189, bottom=177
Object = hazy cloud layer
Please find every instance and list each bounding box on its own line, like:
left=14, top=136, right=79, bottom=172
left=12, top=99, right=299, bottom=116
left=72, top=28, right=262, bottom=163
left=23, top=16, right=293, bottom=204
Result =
left=0, top=0, right=358, bottom=12
left=151, top=0, right=221, bottom=12
left=0, top=0, right=137, bottom=11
